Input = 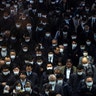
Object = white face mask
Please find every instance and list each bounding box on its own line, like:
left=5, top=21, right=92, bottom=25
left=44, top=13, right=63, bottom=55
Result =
left=57, top=80, right=63, bottom=85
left=72, top=44, right=77, bottom=49
left=26, top=26, right=32, bottom=30
left=39, top=0, right=43, bottom=3
left=30, top=0, right=34, bottom=4
left=10, top=55, right=16, bottom=59
left=47, top=67, right=53, bottom=70
left=23, top=49, right=28, bottom=52
left=6, top=61, right=11, bottom=65
left=14, top=71, right=19, bottom=75
left=49, top=81, right=56, bottom=85
left=82, top=63, right=88, bottom=67
left=86, top=41, right=91, bottom=45
left=45, top=33, right=51, bottom=37
left=29, top=61, right=34, bottom=65
left=37, top=62, right=42, bottom=65
left=86, top=82, right=93, bottom=87
left=45, top=91, right=49, bottom=95
left=25, top=87, right=31, bottom=92
left=16, top=24, right=21, bottom=28
left=2, top=48, right=7, bottom=51
left=16, top=86, right=21, bottom=90
left=77, top=72, right=83, bottom=75
left=36, top=54, right=42, bottom=56
left=60, top=48, right=64, bottom=53
left=63, top=44, right=68, bottom=47
left=48, top=54, right=53, bottom=57
left=3, top=71, right=10, bottom=75
left=1, top=51, right=7, bottom=57
left=11, top=37, right=16, bottom=40
left=3, top=16, right=9, bottom=19
left=25, top=39, right=30, bottom=42
left=83, top=52, right=88, bottom=56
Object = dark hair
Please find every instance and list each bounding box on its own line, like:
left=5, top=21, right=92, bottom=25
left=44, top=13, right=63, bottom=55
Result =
left=77, top=64, right=83, bottom=70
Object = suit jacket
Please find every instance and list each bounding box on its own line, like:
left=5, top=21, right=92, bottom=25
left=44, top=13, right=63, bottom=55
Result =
left=26, top=72, right=39, bottom=87
left=79, top=83, right=96, bottom=96
left=60, top=65, right=77, bottom=81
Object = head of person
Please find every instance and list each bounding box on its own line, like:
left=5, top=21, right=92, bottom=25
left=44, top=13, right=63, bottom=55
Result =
left=35, top=50, right=42, bottom=57
left=66, top=59, right=73, bottom=68
left=5, top=56, right=11, bottom=65
left=26, top=64, right=33, bottom=72
left=19, top=71, right=27, bottom=80
left=1, top=65, right=10, bottom=76
left=85, top=76, right=93, bottom=87
left=10, top=49, right=16, bottom=59
left=81, top=57, right=89, bottom=67
left=25, top=81, right=32, bottom=92
left=52, top=39, right=58, bottom=47
left=77, top=65, right=84, bottom=76
left=15, top=82, right=22, bottom=92
left=54, top=66, right=61, bottom=75
left=13, top=66, right=20, bottom=75
left=48, top=74, right=57, bottom=85
left=46, top=63, right=53, bottom=74
left=22, top=44, right=28, bottom=52
left=59, top=45, right=64, bottom=53
left=54, top=47, right=60, bottom=55
left=83, top=50, right=88, bottom=57
left=36, top=58, right=43, bottom=66
left=56, top=73, right=64, bottom=85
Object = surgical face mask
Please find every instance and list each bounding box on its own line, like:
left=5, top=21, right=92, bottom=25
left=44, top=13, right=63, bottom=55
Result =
left=3, top=71, right=10, bottom=75
left=48, top=54, right=53, bottom=57
left=36, top=54, right=42, bottom=56
left=16, top=24, right=21, bottom=28
left=11, top=37, right=16, bottom=40
left=37, top=62, right=42, bottom=65
left=6, top=61, right=11, bottom=65
left=49, top=81, right=56, bottom=85
left=39, top=0, right=43, bottom=3
left=72, top=44, right=77, bottom=48
left=2, top=48, right=7, bottom=51
left=60, top=48, right=64, bottom=53
left=26, top=26, right=32, bottom=30
left=80, top=47, right=85, bottom=50
left=86, top=41, right=91, bottom=45
left=47, top=67, right=53, bottom=70
left=14, top=71, right=19, bottom=75
left=77, top=72, right=83, bottom=75
left=25, top=87, right=31, bottom=92
left=22, top=18, right=26, bottom=20
left=29, top=61, right=34, bottom=65
left=45, top=91, right=49, bottom=95
left=25, top=39, right=30, bottom=42
left=45, top=33, right=51, bottom=37
left=10, top=55, right=16, bottom=59
left=16, top=86, right=21, bottom=90
left=23, top=48, right=28, bottom=52
left=3, top=16, right=9, bottom=20
left=82, top=63, right=88, bottom=67
left=52, top=44, right=57, bottom=47
left=37, top=13, right=42, bottom=17
left=57, top=80, right=63, bottom=85
left=86, top=82, right=93, bottom=87
left=83, top=52, right=88, bottom=56
left=63, top=43, right=68, bottom=47
left=71, top=36, right=77, bottom=39
left=30, top=0, right=34, bottom=4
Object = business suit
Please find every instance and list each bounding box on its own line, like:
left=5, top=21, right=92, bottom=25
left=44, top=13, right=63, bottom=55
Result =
left=69, top=73, right=86, bottom=96
left=60, top=65, right=77, bottom=82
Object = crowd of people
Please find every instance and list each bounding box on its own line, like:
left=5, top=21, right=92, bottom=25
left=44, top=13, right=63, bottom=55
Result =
left=0, top=0, right=96, bottom=96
